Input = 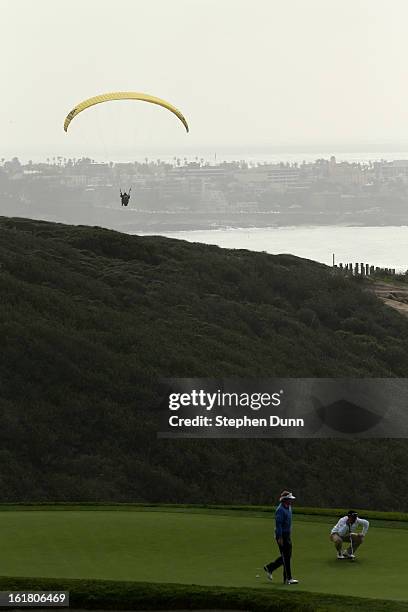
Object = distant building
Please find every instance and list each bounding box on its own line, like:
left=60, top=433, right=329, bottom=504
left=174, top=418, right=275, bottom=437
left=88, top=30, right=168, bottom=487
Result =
left=328, top=155, right=365, bottom=186
left=376, top=160, right=408, bottom=183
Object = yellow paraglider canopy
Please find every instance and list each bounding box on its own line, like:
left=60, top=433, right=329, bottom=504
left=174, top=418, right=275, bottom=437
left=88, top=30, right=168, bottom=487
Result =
left=64, top=91, right=189, bottom=133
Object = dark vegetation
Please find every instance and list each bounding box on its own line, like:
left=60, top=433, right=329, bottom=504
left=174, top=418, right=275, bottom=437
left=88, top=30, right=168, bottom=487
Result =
left=0, top=217, right=407, bottom=508
left=0, top=576, right=407, bottom=612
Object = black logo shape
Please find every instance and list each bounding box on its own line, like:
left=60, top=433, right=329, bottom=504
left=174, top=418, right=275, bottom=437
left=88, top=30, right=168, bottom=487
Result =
left=312, top=397, right=383, bottom=433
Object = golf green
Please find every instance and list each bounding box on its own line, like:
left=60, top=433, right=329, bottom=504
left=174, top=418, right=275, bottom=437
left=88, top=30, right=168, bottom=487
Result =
left=0, top=509, right=406, bottom=602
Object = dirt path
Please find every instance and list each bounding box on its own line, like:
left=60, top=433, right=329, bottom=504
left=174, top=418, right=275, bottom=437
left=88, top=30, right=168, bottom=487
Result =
left=370, top=281, right=408, bottom=316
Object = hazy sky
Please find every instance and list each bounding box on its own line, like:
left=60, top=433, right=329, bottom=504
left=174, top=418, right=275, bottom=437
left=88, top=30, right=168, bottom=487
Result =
left=2, top=0, right=408, bottom=159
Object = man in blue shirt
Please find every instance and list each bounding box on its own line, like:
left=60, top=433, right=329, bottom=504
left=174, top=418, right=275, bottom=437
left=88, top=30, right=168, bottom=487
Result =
left=264, top=490, right=299, bottom=585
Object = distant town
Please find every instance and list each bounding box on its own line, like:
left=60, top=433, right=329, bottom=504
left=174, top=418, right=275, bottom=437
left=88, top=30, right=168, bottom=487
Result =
left=1, top=155, right=408, bottom=231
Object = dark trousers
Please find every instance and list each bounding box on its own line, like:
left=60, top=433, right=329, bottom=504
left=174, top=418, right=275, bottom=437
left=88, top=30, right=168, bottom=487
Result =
left=265, top=534, right=292, bottom=581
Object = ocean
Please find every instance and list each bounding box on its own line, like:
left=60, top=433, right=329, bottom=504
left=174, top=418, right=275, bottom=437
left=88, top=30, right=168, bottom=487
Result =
left=145, top=225, right=408, bottom=272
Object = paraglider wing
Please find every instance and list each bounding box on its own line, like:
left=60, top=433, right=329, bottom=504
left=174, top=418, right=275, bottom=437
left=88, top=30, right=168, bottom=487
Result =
left=63, top=91, right=189, bottom=133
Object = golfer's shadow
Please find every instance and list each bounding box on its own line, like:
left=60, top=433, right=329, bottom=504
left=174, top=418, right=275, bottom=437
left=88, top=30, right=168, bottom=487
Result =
left=326, top=557, right=360, bottom=570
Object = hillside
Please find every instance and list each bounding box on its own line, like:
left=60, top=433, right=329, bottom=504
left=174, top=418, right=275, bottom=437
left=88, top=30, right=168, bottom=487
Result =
left=0, top=216, right=407, bottom=508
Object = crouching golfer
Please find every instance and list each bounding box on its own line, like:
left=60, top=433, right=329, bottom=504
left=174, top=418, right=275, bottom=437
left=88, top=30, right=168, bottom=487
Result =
left=330, top=510, right=369, bottom=559
left=264, top=490, right=299, bottom=585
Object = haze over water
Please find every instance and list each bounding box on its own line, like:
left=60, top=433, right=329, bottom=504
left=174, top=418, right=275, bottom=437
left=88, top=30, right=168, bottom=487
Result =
left=146, top=226, right=408, bottom=273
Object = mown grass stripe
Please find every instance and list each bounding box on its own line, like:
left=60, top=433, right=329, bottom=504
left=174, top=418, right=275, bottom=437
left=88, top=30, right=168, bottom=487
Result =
left=0, top=503, right=405, bottom=523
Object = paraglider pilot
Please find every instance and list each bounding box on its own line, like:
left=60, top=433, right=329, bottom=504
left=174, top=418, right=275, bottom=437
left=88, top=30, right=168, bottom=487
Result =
left=120, top=188, right=131, bottom=207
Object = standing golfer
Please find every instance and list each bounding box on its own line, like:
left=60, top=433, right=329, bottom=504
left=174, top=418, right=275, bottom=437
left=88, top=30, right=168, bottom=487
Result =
left=330, top=510, right=369, bottom=559
left=264, top=490, right=299, bottom=585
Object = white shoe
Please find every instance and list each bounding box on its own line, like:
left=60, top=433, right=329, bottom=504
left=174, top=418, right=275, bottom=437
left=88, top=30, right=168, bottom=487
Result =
left=344, top=551, right=355, bottom=559
left=337, top=551, right=345, bottom=559
left=286, top=578, right=299, bottom=585
left=263, top=565, right=273, bottom=581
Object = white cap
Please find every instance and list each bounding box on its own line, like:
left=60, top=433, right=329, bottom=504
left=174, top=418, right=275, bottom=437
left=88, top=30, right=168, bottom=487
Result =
left=279, top=490, right=296, bottom=502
